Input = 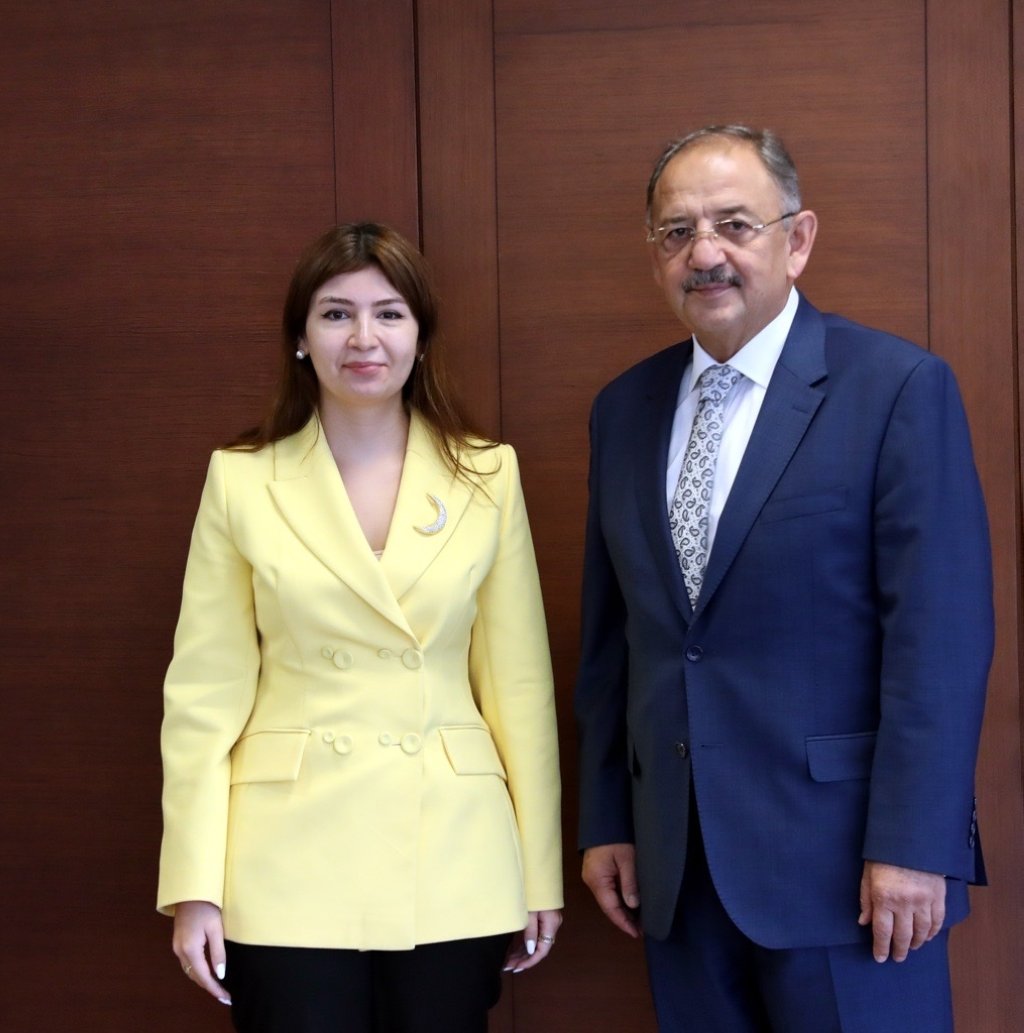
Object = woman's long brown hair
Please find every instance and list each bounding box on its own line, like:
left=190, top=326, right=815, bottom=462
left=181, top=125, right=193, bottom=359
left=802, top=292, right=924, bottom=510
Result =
left=226, top=222, right=495, bottom=481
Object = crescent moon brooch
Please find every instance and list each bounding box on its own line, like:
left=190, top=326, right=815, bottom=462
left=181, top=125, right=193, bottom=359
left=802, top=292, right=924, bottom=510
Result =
left=414, top=494, right=447, bottom=535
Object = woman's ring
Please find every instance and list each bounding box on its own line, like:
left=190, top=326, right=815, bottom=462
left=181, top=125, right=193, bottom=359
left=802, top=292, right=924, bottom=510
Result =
left=539, top=934, right=555, bottom=945
left=183, top=963, right=193, bottom=977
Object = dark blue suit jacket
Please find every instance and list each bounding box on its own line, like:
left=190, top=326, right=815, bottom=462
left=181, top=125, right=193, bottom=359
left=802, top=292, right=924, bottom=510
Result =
left=575, top=294, right=992, bottom=947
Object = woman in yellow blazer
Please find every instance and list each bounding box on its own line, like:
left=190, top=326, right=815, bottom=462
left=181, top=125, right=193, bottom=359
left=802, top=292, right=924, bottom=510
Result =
left=158, top=223, right=562, bottom=1032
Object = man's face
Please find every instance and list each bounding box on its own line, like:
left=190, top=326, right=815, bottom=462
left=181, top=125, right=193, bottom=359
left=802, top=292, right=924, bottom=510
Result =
left=649, top=140, right=815, bottom=361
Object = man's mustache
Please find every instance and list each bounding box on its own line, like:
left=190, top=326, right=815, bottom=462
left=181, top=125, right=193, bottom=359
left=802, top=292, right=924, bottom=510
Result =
left=683, top=267, right=742, bottom=292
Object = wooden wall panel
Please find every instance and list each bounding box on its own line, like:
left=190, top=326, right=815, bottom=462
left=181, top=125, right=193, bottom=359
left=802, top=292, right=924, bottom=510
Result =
left=487, top=2, right=932, bottom=1030
left=421, top=0, right=1024, bottom=1029
left=0, top=2, right=336, bottom=1028
left=927, top=0, right=1024, bottom=1030
left=416, top=0, right=502, bottom=439
left=332, top=0, right=420, bottom=240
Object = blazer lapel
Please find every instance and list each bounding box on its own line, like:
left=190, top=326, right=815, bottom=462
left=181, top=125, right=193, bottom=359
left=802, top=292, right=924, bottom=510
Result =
left=378, top=412, right=476, bottom=603
left=695, top=298, right=828, bottom=617
left=635, top=342, right=695, bottom=624
left=268, top=416, right=414, bottom=636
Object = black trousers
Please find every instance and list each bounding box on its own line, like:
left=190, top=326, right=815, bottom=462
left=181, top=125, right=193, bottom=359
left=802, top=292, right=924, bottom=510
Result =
left=223, top=933, right=512, bottom=1033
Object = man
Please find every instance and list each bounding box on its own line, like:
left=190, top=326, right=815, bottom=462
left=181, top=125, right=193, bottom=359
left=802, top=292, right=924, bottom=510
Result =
left=575, top=125, right=992, bottom=1032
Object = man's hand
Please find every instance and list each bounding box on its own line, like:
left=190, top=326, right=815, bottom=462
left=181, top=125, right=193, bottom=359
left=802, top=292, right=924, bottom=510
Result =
left=582, top=843, right=641, bottom=938
left=858, top=860, right=946, bottom=963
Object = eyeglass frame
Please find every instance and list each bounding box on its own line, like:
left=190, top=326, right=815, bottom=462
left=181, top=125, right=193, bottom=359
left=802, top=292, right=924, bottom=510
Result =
left=646, top=211, right=800, bottom=255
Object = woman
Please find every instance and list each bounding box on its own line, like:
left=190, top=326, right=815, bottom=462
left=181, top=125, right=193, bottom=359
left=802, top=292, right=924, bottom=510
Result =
left=158, top=223, right=562, bottom=1032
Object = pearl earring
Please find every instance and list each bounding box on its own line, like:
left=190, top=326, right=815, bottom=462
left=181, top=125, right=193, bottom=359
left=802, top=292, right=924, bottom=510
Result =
left=295, top=348, right=306, bottom=360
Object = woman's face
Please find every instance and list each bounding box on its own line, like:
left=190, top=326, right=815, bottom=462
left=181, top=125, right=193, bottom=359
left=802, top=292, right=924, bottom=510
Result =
left=301, top=265, right=419, bottom=416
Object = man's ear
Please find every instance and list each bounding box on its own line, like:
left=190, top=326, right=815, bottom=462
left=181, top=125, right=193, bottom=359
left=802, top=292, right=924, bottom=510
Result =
left=786, top=209, right=818, bottom=281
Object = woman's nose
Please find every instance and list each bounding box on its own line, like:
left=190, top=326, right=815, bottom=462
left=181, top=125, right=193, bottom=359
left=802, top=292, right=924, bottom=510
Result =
left=348, top=314, right=375, bottom=346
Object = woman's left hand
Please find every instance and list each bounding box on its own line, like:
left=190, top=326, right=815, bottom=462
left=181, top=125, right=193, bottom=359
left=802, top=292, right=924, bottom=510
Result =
left=503, top=909, right=563, bottom=973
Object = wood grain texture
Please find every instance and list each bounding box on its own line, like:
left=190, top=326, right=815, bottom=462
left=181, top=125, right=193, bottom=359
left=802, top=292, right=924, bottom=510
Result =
left=417, top=0, right=1022, bottom=1029
left=415, top=0, right=502, bottom=439
left=489, top=2, right=929, bottom=1029
left=926, top=1, right=1024, bottom=1030
left=0, top=2, right=336, bottom=1027
left=331, top=0, right=420, bottom=240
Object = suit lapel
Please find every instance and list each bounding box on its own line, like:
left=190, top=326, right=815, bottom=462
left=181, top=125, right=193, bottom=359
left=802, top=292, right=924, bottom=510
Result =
left=695, top=298, right=828, bottom=618
left=267, top=416, right=414, bottom=636
left=378, top=412, right=476, bottom=603
left=635, top=342, right=695, bottom=623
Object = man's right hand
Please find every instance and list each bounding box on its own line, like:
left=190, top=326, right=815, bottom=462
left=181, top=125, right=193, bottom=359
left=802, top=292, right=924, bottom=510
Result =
left=582, top=843, right=641, bottom=938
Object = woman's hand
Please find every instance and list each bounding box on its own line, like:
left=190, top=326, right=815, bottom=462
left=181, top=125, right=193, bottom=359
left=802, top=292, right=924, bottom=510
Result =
left=503, top=909, right=563, bottom=973
left=171, top=900, right=232, bottom=1005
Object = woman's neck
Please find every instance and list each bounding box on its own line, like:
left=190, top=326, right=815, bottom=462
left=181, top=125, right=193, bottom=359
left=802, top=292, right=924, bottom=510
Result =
left=318, top=398, right=410, bottom=470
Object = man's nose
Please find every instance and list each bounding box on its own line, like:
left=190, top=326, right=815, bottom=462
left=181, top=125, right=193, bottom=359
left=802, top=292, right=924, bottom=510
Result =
left=687, top=231, right=726, bottom=267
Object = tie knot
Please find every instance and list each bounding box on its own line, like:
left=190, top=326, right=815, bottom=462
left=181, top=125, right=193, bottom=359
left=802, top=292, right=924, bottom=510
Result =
left=697, top=364, right=742, bottom=405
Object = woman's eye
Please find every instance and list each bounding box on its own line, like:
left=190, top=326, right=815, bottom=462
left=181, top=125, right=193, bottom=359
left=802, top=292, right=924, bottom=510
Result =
left=324, top=309, right=349, bottom=320
left=379, top=310, right=404, bottom=320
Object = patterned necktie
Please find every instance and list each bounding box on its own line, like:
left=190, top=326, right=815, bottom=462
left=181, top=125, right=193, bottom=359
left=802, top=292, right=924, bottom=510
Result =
left=670, top=363, right=743, bottom=606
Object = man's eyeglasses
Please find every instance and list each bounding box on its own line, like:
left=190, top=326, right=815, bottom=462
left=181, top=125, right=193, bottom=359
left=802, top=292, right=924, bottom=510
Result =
left=646, top=212, right=799, bottom=256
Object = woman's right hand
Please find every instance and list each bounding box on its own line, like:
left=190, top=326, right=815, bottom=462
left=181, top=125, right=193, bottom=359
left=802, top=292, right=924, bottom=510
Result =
left=171, top=900, right=232, bottom=1005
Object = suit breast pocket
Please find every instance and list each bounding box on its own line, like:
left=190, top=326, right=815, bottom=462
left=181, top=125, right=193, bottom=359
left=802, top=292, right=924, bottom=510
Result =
left=761, top=486, right=847, bottom=523
left=806, top=731, right=876, bottom=782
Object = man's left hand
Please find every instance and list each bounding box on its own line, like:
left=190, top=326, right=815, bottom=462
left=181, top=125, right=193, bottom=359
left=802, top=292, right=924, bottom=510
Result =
left=858, top=860, right=946, bottom=963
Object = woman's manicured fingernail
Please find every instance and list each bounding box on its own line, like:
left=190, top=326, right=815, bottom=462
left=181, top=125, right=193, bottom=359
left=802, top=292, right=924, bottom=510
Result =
left=215, top=962, right=226, bottom=980
left=526, top=939, right=536, bottom=955
left=218, top=997, right=232, bottom=1005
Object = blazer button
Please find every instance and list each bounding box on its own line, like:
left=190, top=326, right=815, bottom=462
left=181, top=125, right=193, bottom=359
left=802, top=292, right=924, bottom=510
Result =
left=401, top=648, right=423, bottom=670
left=321, top=647, right=334, bottom=660
left=333, top=735, right=353, bottom=755
left=685, top=646, right=704, bottom=662
left=675, top=741, right=689, bottom=759
left=378, top=731, right=393, bottom=746
left=322, top=731, right=336, bottom=744
left=400, top=733, right=422, bottom=755
left=378, top=648, right=393, bottom=660
left=332, top=650, right=352, bottom=670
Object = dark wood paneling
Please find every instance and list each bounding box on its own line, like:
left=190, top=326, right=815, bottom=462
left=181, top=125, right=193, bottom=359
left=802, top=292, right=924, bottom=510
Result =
left=0, top=2, right=336, bottom=1027
left=331, top=0, right=420, bottom=240
left=415, top=0, right=502, bottom=440
left=927, top=1, right=1024, bottom=1030
left=483, top=2, right=935, bottom=1030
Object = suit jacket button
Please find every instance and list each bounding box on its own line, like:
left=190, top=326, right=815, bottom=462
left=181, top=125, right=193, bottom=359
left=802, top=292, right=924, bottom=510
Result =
left=685, top=646, right=704, bottom=662
left=378, top=732, right=393, bottom=746
left=402, top=648, right=423, bottom=670
left=675, top=741, right=689, bottom=759
left=321, top=647, right=334, bottom=660
left=332, top=650, right=352, bottom=670
left=322, top=731, right=336, bottom=744
left=400, top=733, right=422, bottom=755
left=333, top=735, right=353, bottom=755
left=378, top=648, right=393, bottom=660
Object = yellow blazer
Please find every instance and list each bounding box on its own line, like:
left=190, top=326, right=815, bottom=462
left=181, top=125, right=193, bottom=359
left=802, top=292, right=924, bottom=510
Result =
left=158, top=413, right=562, bottom=949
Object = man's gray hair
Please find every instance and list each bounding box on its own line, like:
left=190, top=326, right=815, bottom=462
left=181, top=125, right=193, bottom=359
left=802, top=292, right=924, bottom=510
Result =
left=645, top=125, right=802, bottom=225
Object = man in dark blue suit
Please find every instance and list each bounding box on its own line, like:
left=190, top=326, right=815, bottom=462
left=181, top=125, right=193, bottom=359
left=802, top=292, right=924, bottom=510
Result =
left=575, top=125, right=992, bottom=1032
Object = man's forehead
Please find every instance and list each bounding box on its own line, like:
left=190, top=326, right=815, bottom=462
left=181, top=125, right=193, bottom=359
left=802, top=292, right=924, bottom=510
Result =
left=653, top=142, right=778, bottom=214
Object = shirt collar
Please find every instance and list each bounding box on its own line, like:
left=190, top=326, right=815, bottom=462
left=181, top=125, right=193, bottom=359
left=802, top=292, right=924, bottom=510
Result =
left=687, top=287, right=800, bottom=393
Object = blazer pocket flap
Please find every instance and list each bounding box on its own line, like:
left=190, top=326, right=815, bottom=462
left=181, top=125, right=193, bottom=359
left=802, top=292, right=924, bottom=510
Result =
left=761, top=486, right=847, bottom=523
left=230, top=729, right=311, bottom=785
left=806, top=731, right=876, bottom=782
left=439, top=725, right=507, bottom=779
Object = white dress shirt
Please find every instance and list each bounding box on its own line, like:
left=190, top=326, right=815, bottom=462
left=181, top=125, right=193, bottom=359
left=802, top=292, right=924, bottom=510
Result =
left=666, top=287, right=800, bottom=555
